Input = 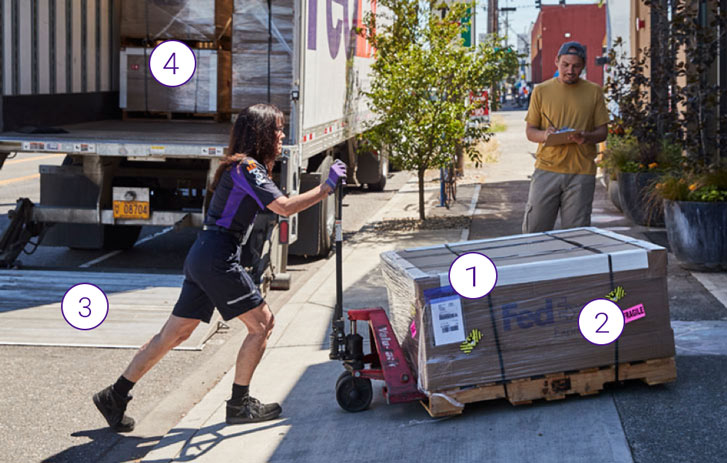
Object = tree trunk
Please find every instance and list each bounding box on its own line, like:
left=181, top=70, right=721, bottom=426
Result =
left=418, top=167, right=426, bottom=221
left=455, top=141, right=464, bottom=174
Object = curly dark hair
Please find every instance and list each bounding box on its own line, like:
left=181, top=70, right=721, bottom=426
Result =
left=211, top=104, right=284, bottom=191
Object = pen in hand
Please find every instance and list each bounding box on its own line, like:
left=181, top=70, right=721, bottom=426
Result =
left=542, top=112, right=557, bottom=129
left=541, top=112, right=557, bottom=143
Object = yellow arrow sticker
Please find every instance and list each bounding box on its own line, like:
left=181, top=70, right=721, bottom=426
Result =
left=460, top=328, right=483, bottom=354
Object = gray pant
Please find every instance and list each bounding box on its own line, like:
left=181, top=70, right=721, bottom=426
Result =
left=522, top=168, right=596, bottom=233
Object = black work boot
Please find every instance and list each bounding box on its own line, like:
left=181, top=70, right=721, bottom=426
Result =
left=93, top=385, right=136, bottom=432
left=226, top=396, right=282, bottom=424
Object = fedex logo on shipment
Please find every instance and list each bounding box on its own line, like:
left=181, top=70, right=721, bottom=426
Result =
left=307, top=0, right=376, bottom=59
left=501, top=299, right=555, bottom=331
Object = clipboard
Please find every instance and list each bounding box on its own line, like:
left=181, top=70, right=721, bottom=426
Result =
left=544, top=128, right=577, bottom=146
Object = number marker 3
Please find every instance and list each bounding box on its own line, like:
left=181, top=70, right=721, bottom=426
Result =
left=578, top=298, right=625, bottom=345
left=61, top=283, right=109, bottom=330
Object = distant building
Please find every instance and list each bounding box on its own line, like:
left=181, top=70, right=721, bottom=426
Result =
left=517, top=33, right=532, bottom=82
left=531, top=4, right=607, bottom=84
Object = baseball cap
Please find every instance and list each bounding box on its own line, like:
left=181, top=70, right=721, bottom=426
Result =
left=557, top=41, right=586, bottom=61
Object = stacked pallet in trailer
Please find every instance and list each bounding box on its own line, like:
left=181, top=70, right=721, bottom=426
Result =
left=0, top=0, right=387, bottom=288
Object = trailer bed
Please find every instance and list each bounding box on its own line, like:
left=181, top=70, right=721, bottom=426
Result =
left=0, top=119, right=234, bottom=158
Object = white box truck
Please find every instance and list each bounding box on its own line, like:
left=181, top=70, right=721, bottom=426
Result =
left=0, top=0, right=388, bottom=290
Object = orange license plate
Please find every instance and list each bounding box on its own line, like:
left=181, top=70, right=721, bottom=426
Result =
left=113, top=201, right=150, bottom=219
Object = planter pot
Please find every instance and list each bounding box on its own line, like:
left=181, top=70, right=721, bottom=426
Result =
left=617, top=171, right=664, bottom=227
left=664, top=200, right=727, bottom=271
left=607, top=177, right=623, bottom=212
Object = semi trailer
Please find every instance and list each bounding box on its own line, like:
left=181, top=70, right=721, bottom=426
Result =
left=0, top=0, right=387, bottom=290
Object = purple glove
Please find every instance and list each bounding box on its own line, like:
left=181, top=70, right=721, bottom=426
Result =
left=325, top=160, right=347, bottom=193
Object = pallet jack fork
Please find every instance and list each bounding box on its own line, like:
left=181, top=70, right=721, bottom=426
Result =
left=0, top=198, right=45, bottom=268
left=328, top=182, right=425, bottom=412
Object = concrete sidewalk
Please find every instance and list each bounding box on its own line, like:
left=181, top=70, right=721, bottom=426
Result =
left=141, top=138, right=633, bottom=463
left=141, top=110, right=726, bottom=463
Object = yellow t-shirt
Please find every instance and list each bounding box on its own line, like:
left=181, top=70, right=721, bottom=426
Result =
left=525, top=78, right=610, bottom=175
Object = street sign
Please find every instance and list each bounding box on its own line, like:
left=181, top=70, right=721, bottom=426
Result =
left=469, top=90, right=490, bottom=120
left=435, top=1, right=475, bottom=47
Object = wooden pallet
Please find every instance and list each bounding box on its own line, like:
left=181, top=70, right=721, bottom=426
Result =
left=422, top=357, right=677, bottom=418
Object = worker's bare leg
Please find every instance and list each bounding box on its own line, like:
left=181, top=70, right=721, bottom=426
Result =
left=234, top=303, right=275, bottom=385
left=225, top=302, right=280, bottom=423
left=94, top=314, right=199, bottom=432
left=122, top=315, right=200, bottom=382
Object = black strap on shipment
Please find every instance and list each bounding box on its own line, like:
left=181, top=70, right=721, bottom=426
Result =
left=608, top=254, right=620, bottom=382
left=487, top=293, right=509, bottom=399
left=444, top=243, right=464, bottom=257
left=548, top=232, right=620, bottom=382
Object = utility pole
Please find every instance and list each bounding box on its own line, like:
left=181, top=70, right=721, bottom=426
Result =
left=488, top=0, right=499, bottom=35
left=500, top=6, right=516, bottom=42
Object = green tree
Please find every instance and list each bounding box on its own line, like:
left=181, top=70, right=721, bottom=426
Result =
left=361, top=0, right=518, bottom=220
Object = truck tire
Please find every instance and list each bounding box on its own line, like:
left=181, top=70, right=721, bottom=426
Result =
left=367, top=155, right=388, bottom=192
left=102, top=225, right=142, bottom=250
left=289, top=154, right=335, bottom=258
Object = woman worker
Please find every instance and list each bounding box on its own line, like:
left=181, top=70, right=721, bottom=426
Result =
left=93, top=103, right=347, bottom=431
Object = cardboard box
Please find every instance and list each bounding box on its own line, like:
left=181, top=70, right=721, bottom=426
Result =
left=231, top=0, right=294, bottom=116
left=121, top=0, right=233, bottom=43
left=380, top=228, right=676, bottom=393
left=120, top=48, right=227, bottom=113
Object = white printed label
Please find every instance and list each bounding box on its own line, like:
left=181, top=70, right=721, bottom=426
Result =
left=150, top=145, right=166, bottom=155
left=335, top=220, right=342, bottom=242
left=430, top=295, right=466, bottom=346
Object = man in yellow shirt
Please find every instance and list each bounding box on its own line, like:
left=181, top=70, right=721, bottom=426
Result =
left=523, top=41, right=609, bottom=233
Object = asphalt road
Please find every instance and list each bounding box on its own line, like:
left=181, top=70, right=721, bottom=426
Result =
left=0, top=152, right=410, bottom=463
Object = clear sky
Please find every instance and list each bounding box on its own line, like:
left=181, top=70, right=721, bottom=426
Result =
left=474, top=0, right=601, bottom=50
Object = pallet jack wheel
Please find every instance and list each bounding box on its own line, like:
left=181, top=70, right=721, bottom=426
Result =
left=335, top=371, right=373, bottom=412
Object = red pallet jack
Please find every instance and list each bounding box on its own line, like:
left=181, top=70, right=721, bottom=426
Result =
left=329, top=182, right=426, bottom=412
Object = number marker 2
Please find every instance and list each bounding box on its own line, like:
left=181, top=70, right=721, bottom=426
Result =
left=578, top=299, right=625, bottom=345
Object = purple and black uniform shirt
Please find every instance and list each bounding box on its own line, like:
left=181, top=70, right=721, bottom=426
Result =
left=205, top=158, right=283, bottom=243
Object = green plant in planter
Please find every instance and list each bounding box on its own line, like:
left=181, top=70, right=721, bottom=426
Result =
left=599, top=129, right=682, bottom=224
left=654, top=167, right=727, bottom=270
left=655, top=168, right=727, bottom=203
left=600, top=131, right=682, bottom=175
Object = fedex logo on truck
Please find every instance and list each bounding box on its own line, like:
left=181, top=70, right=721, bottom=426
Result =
left=501, top=299, right=555, bottom=331
left=307, top=0, right=376, bottom=59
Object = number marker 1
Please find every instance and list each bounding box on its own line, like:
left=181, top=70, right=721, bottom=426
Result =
left=448, top=252, right=498, bottom=299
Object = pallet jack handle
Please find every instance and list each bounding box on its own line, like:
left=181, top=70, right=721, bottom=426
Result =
left=329, top=181, right=346, bottom=359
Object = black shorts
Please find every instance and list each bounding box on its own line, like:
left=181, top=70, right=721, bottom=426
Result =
left=172, top=230, right=265, bottom=323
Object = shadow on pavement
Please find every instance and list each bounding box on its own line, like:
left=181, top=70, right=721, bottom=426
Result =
left=470, top=180, right=530, bottom=239
left=42, top=428, right=163, bottom=463
left=613, top=355, right=727, bottom=463
left=146, top=422, right=288, bottom=463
